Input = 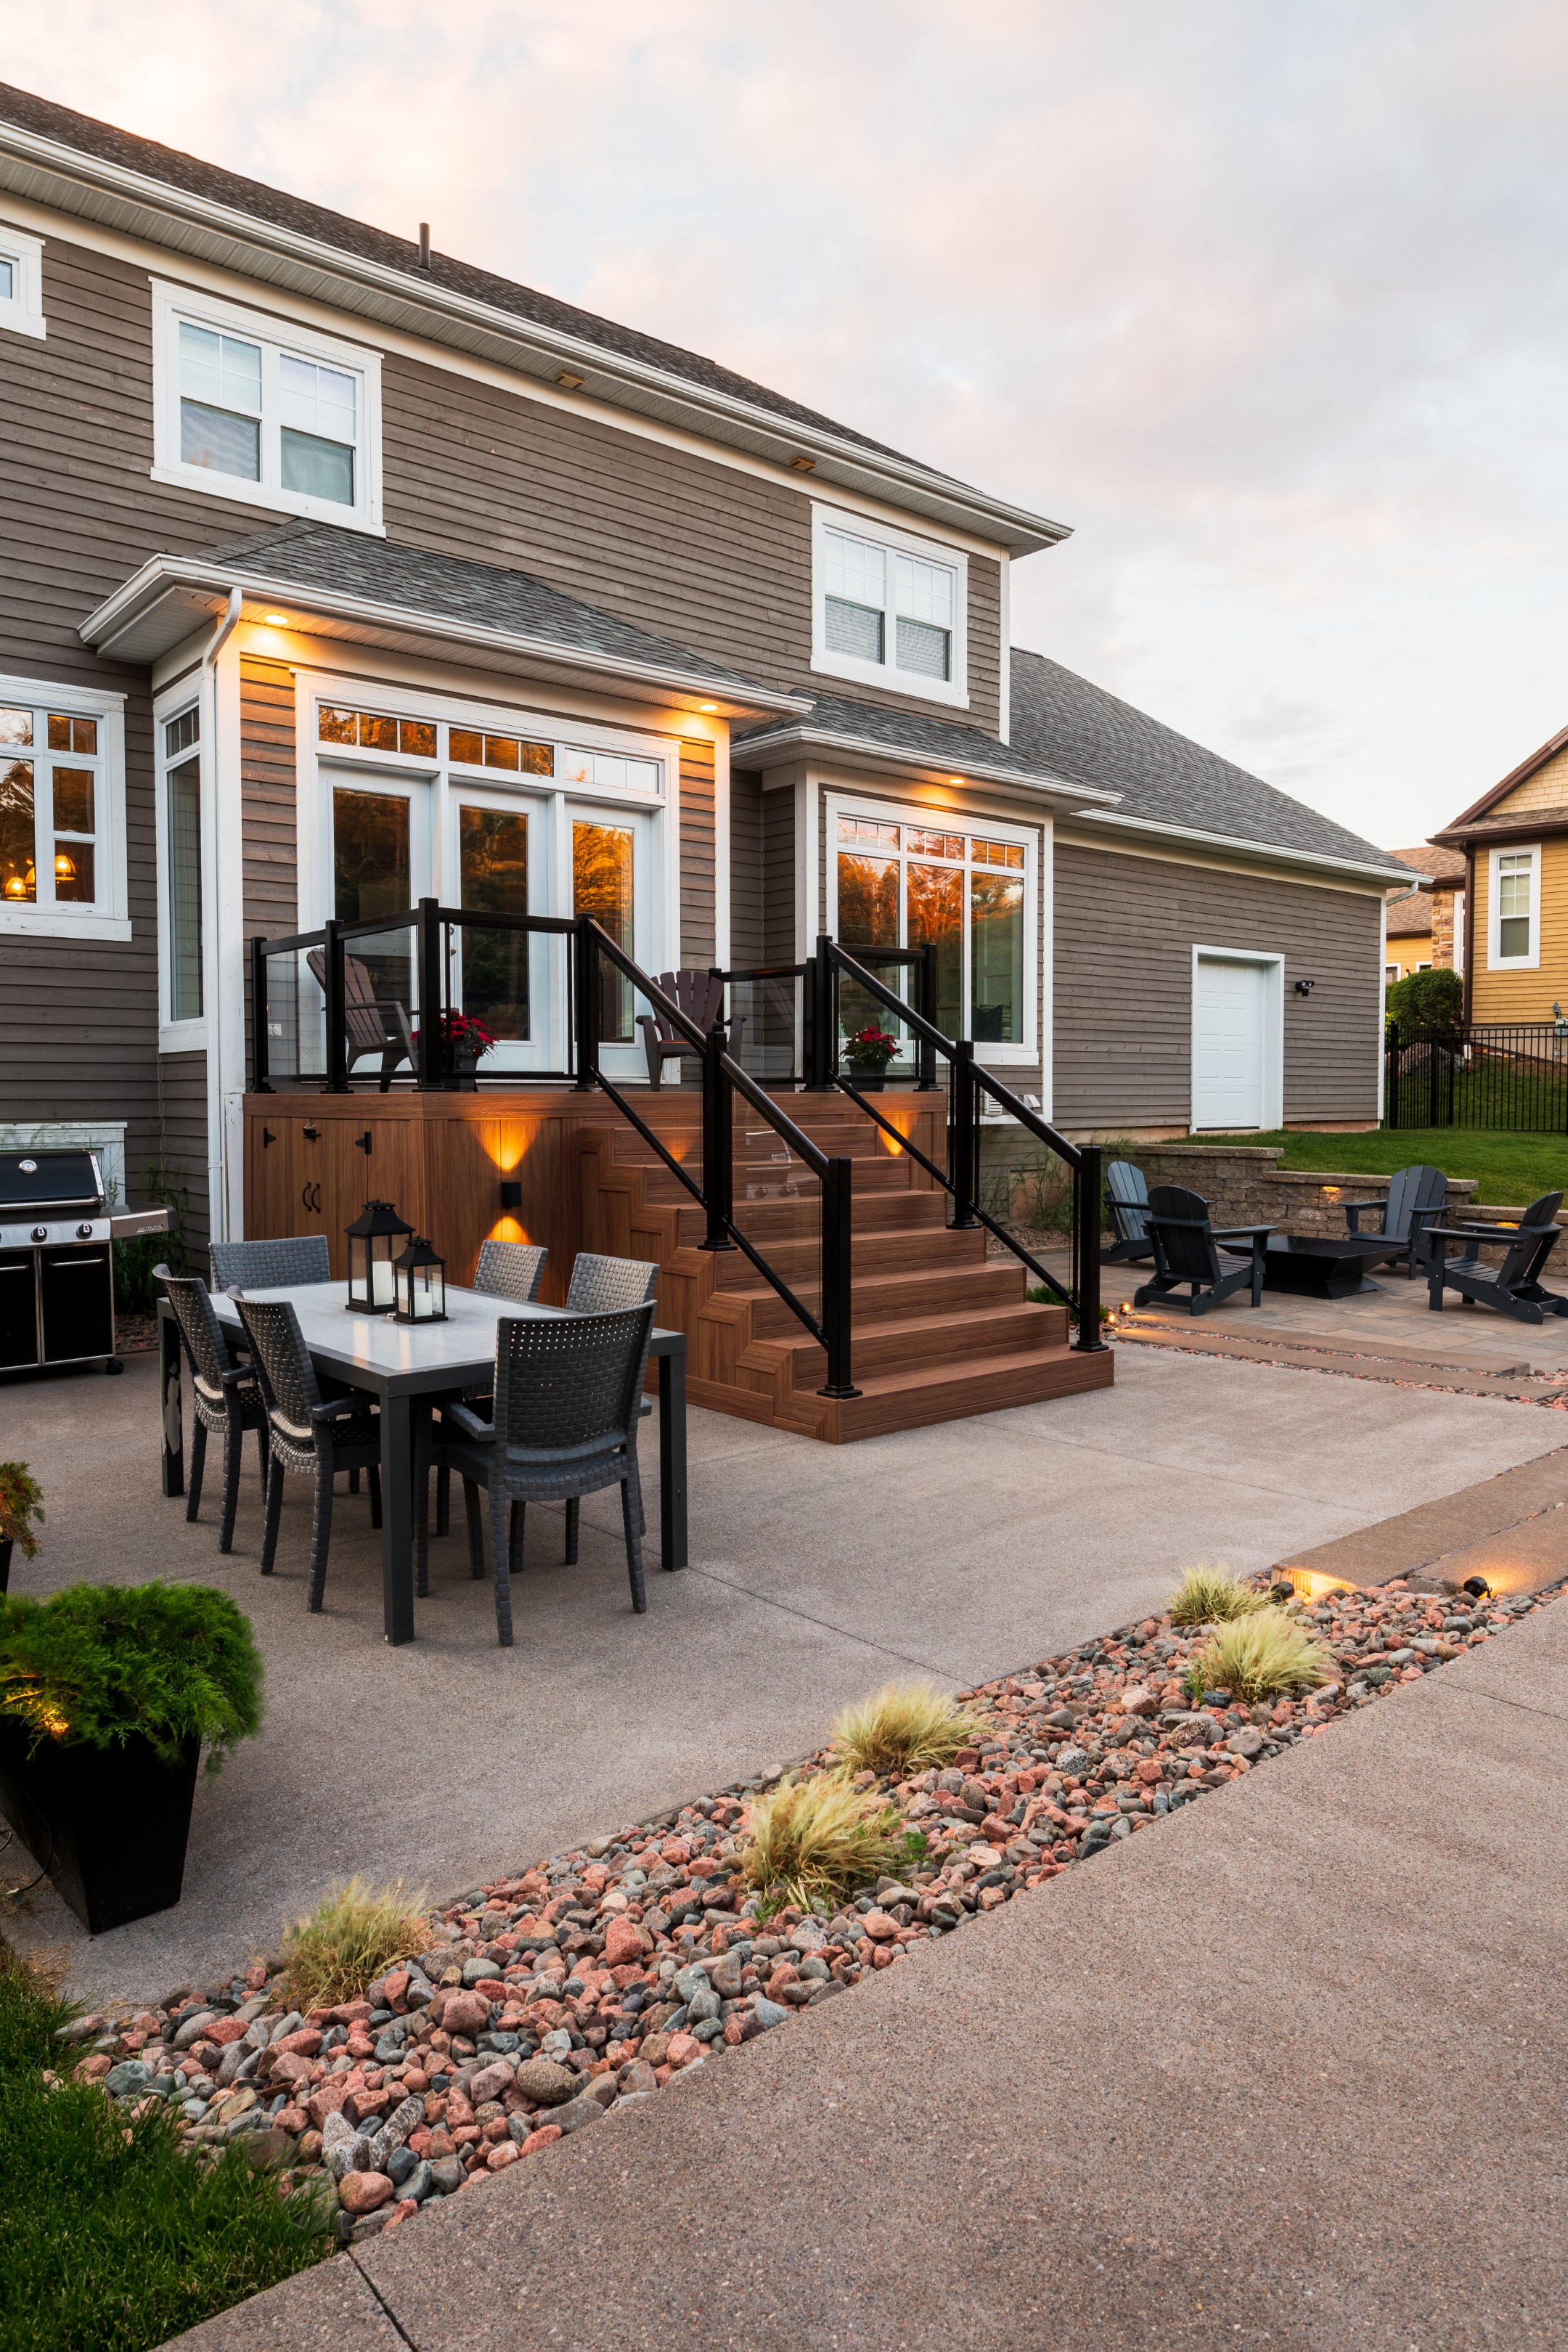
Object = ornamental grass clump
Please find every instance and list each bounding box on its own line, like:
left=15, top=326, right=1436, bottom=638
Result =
left=1193, top=1609, right=1334, bottom=1704
left=830, top=1678, right=988, bottom=1779
left=1167, top=1563, right=1267, bottom=1628
left=737, top=1775, right=905, bottom=1913
left=0, top=1583, right=262, bottom=1771
left=279, top=1877, right=429, bottom=2009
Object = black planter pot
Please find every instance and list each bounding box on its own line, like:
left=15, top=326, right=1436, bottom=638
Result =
left=0, top=1715, right=200, bottom=1934
left=843, top=1068, right=887, bottom=1092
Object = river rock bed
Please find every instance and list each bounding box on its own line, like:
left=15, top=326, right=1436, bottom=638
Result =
left=62, top=1572, right=1557, bottom=2245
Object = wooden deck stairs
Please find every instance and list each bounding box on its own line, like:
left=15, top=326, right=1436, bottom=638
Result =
left=576, top=1089, right=1114, bottom=1441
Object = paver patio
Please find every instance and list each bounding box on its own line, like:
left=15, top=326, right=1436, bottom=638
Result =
left=4, top=1342, right=1563, bottom=2002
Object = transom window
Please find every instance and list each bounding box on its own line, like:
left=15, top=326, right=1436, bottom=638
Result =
left=153, top=284, right=380, bottom=530
left=0, top=706, right=102, bottom=910
left=812, top=508, right=968, bottom=708
left=833, top=811, right=1030, bottom=1048
left=316, top=701, right=661, bottom=793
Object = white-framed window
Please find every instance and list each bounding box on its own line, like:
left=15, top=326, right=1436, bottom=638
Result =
left=0, top=674, right=128, bottom=941
left=811, top=505, right=968, bottom=708
left=1489, top=844, right=1540, bottom=969
left=154, top=694, right=206, bottom=1042
left=0, top=223, right=46, bottom=340
left=825, top=793, right=1036, bottom=1060
left=150, top=282, right=383, bottom=532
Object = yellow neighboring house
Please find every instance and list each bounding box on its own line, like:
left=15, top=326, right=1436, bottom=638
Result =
left=1432, top=729, right=1568, bottom=1022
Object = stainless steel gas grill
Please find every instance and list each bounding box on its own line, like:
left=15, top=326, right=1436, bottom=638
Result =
left=0, top=1151, right=170, bottom=1376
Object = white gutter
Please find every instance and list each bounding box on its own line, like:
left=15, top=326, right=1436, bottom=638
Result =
left=730, top=722, right=1122, bottom=811
left=200, top=589, right=242, bottom=1244
left=79, top=554, right=809, bottom=717
left=1071, top=805, right=1413, bottom=889
left=0, top=118, right=1071, bottom=559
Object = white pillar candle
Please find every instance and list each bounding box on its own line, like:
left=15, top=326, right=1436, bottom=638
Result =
left=413, top=1287, right=433, bottom=1318
left=371, top=1259, right=393, bottom=1305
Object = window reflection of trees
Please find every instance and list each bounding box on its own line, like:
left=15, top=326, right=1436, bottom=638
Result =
left=459, top=806, right=529, bottom=1039
left=573, top=821, right=636, bottom=1042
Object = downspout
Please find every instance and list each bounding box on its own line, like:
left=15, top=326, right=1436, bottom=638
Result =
left=1462, top=846, right=1475, bottom=1025
left=201, top=589, right=243, bottom=1245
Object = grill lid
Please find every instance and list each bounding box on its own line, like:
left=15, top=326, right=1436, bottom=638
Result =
left=0, top=1150, right=106, bottom=1214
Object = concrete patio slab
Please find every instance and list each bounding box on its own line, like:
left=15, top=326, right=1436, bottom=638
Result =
left=166, top=1589, right=1568, bottom=2352
left=1281, top=1444, right=1568, bottom=1592
left=4, top=1342, right=1563, bottom=2003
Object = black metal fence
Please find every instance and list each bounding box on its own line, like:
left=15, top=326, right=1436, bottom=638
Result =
left=1385, top=1021, right=1568, bottom=1132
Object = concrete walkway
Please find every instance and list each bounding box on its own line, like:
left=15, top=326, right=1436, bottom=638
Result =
left=170, top=1591, right=1568, bottom=2352
left=5, top=1345, right=1564, bottom=2000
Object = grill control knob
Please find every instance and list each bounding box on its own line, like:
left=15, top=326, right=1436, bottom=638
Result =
left=31, top=1225, right=47, bottom=1242
left=78, top=1222, right=94, bottom=1238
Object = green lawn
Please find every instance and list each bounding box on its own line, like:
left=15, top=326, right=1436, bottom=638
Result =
left=0, top=1941, right=329, bottom=2352
left=1183, top=1129, right=1568, bottom=1208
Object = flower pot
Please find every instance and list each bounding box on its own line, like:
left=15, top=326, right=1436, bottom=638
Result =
left=843, top=1068, right=886, bottom=1092
left=0, top=1714, right=201, bottom=1934
left=444, top=1049, right=480, bottom=1093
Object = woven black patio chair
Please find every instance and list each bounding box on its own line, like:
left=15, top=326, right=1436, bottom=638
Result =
left=155, top=1267, right=267, bottom=1552
left=1426, top=1193, right=1568, bottom=1326
left=473, top=1238, right=548, bottom=1304
left=1102, top=1161, right=1155, bottom=1264
left=236, top=1297, right=383, bottom=1609
left=561, top=1254, right=658, bottom=1559
left=1133, top=1185, right=1273, bottom=1317
left=1340, top=1164, right=1447, bottom=1278
left=414, top=1304, right=655, bottom=1644
left=210, top=1234, right=331, bottom=1293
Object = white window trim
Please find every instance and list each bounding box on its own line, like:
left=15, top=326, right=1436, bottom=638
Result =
left=0, top=671, right=128, bottom=940
left=153, top=679, right=208, bottom=1048
left=149, top=279, right=385, bottom=534
left=811, top=504, right=969, bottom=710
left=1190, top=946, right=1285, bottom=1134
left=1488, top=843, right=1540, bottom=970
left=0, top=221, right=46, bottom=340
left=823, top=788, right=1037, bottom=1063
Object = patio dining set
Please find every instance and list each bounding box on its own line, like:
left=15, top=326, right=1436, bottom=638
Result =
left=1104, top=1161, right=1568, bottom=1326
left=155, top=1236, right=689, bottom=1648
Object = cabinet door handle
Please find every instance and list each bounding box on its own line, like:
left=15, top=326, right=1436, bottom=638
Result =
left=301, top=1182, right=323, bottom=1213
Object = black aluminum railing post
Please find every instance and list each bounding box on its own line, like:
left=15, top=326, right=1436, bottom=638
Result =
left=916, top=942, right=939, bottom=1089
left=324, top=918, right=350, bottom=1093
left=416, top=898, right=443, bottom=1089
left=949, top=1040, right=979, bottom=1228
left=819, top=1155, right=859, bottom=1397
left=250, top=935, right=271, bottom=1092
left=806, top=934, right=836, bottom=1089
left=1074, top=1143, right=1106, bottom=1352
left=573, top=917, right=597, bottom=1089
left=700, top=1026, right=735, bottom=1250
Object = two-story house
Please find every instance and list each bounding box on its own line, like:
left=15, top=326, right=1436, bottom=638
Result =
left=1432, top=731, right=1568, bottom=1023
left=0, top=83, right=1408, bottom=1431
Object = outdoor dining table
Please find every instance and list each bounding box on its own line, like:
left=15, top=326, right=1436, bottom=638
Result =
left=155, top=1281, right=687, bottom=1644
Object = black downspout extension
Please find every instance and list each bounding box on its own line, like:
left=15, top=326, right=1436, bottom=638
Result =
left=1074, top=1143, right=1106, bottom=1352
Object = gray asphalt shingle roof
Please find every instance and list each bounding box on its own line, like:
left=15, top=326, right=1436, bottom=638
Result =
left=195, top=519, right=783, bottom=694
left=1008, top=646, right=1397, bottom=869
left=732, top=688, right=1089, bottom=789
left=0, top=80, right=946, bottom=481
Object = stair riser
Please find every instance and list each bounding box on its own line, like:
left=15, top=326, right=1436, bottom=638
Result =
left=771, top=1307, right=1071, bottom=1379
left=744, top=1265, right=1029, bottom=1336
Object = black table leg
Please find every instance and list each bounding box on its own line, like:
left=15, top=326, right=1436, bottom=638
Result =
left=380, top=1391, right=415, bottom=1644
left=658, top=1346, right=687, bottom=1571
left=160, top=1308, right=184, bottom=1499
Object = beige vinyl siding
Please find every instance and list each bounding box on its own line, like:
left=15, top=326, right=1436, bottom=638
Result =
left=729, top=772, right=764, bottom=970
left=380, top=354, right=1004, bottom=733
left=240, top=657, right=298, bottom=942
left=1053, top=841, right=1382, bottom=1130
left=155, top=1050, right=210, bottom=1257
left=1468, top=826, right=1568, bottom=1021
left=677, top=737, right=716, bottom=965
left=762, top=784, right=796, bottom=964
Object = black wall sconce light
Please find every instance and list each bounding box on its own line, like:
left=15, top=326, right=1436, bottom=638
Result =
left=1294, top=978, right=1315, bottom=997
left=499, top=1179, right=523, bottom=1212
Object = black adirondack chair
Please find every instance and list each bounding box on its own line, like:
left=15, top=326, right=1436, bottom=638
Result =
left=306, top=947, right=415, bottom=1090
left=1133, top=1185, right=1273, bottom=1317
left=1102, top=1161, right=1154, bottom=1263
left=1339, top=1164, right=1447, bottom=1277
left=635, top=971, right=746, bottom=1088
left=1426, top=1193, right=1568, bottom=1326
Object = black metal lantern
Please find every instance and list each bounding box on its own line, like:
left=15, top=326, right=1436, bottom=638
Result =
left=346, top=1199, right=412, bottom=1314
left=393, top=1234, right=447, bottom=1324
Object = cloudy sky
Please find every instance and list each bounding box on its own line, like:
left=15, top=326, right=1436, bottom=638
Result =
left=10, top=1, right=1567, bottom=850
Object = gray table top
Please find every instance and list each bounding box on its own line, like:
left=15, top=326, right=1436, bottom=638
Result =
left=203, top=1280, right=682, bottom=1395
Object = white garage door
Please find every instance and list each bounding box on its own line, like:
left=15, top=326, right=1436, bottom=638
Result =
left=1193, top=957, right=1269, bottom=1130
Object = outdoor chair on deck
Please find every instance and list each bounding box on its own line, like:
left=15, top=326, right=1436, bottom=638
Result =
left=306, top=947, right=415, bottom=1090
left=155, top=1267, right=267, bottom=1552
left=635, top=971, right=746, bottom=1089
left=473, top=1238, right=548, bottom=1304
left=1426, top=1193, right=1568, bottom=1326
left=210, top=1234, right=331, bottom=1294
left=1133, top=1185, right=1273, bottom=1318
left=236, top=1297, right=383, bottom=1609
left=1339, top=1164, right=1447, bottom=1278
left=1102, top=1161, right=1155, bottom=1264
left=413, top=1305, right=656, bottom=1644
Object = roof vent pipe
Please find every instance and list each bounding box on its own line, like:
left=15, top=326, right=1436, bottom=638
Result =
left=418, top=222, right=430, bottom=270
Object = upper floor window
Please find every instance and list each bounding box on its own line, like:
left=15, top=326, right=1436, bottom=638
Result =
left=0, top=677, right=127, bottom=942
left=0, top=222, right=46, bottom=340
left=1490, top=845, right=1540, bottom=969
left=152, top=282, right=383, bottom=533
left=812, top=507, right=968, bottom=709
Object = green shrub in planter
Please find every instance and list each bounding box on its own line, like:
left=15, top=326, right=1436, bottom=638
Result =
left=0, top=1585, right=263, bottom=1932
left=0, top=1462, right=44, bottom=1596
